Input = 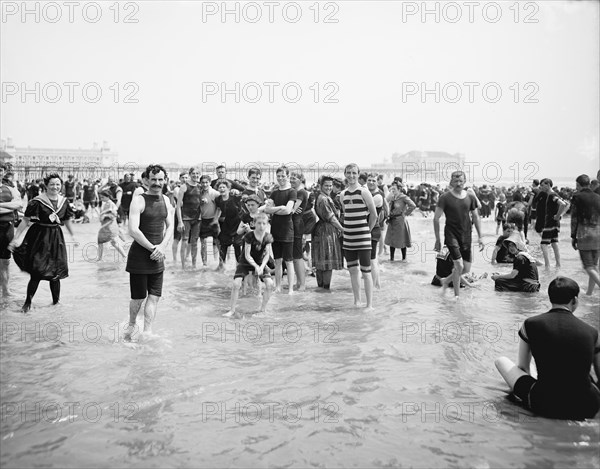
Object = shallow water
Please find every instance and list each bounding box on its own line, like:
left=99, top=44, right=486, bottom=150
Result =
left=1, top=216, right=598, bottom=468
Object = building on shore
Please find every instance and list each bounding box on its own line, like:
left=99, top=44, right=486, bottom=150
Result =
left=372, top=151, right=466, bottom=183
left=0, top=138, right=118, bottom=181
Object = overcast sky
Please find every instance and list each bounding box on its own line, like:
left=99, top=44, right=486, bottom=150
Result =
left=1, top=0, right=598, bottom=183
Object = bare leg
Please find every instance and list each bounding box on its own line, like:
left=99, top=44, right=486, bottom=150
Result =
left=125, top=298, right=144, bottom=340
left=540, top=243, right=550, bottom=269
left=362, top=270, right=374, bottom=309
left=274, top=258, right=283, bottom=292
left=349, top=265, right=361, bottom=305
left=224, top=278, right=242, bottom=317
left=451, top=259, right=465, bottom=297
left=143, top=294, right=160, bottom=333
left=111, top=239, right=127, bottom=259
left=584, top=266, right=600, bottom=295
left=0, top=259, right=10, bottom=296
left=495, top=356, right=528, bottom=390
left=371, top=258, right=380, bottom=289
left=293, top=259, right=306, bottom=291
left=190, top=239, right=198, bottom=268
left=180, top=239, right=188, bottom=269
left=98, top=243, right=104, bottom=261
left=285, top=260, right=295, bottom=295
left=260, top=278, right=274, bottom=312
left=172, top=239, right=179, bottom=262
left=551, top=242, right=561, bottom=268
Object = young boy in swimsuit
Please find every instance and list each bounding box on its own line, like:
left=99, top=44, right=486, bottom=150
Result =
left=224, top=212, right=274, bottom=319
left=495, top=276, right=600, bottom=419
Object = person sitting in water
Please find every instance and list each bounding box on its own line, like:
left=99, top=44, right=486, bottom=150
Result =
left=495, top=276, right=600, bottom=420
left=491, top=232, right=540, bottom=292
left=491, top=223, right=518, bottom=265
left=223, top=212, right=274, bottom=319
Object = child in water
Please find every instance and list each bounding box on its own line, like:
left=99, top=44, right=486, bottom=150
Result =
left=495, top=276, right=600, bottom=420
left=495, top=193, right=507, bottom=235
left=224, top=212, right=274, bottom=318
left=97, top=190, right=127, bottom=261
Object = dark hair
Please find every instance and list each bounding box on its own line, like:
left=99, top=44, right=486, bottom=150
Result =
left=99, top=189, right=112, bottom=198
left=189, top=166, right=200, bottom=174
left=541, top=178, right=553, bottom=187
left=43, top=173, right=63, bottom=186
left=358, top=172, right=368, bottom=183
left=502, top=222, right=516, bottom=231
left=179, top=171, right=188, bottom=178
left=216, top=165, right=226, bottom=172
left=319, top=175, right=334, bottom=187
left=200, top=174, right=211, bottom=183
left=548, top=276, right=579, bottom=304
left=145, top=164, right=167, bottom=178
left=512, top=191, right=523, bottom=202
left=276, top=166, right=289, bottom=176
left=576, top=174, right=590, bottom=187
left=248, top=167, right=261, bottom=178
left=215, top=178, right=231, bottom=189
left=532, top=179, right=540, bottom=186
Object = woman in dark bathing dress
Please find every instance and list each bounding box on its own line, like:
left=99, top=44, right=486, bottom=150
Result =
left=9, top=173, right=75, bottom=312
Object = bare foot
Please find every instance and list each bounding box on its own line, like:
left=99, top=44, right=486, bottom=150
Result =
left=222, top=310, right=235, bottom=318
left=123, top=324, right=135, bottom=341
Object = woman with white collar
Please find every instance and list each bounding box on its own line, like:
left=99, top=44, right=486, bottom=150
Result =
left=9, top=173, right=75, bottom=312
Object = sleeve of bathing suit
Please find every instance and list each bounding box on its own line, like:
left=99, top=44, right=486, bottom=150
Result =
left=518, top=321, right=530, bottom=343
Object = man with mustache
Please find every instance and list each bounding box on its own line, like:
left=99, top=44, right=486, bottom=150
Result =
left=124, top=164, right=174, bottom=341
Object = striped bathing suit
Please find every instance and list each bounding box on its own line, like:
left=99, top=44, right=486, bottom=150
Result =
left=342, top=188, right=372, bottom=251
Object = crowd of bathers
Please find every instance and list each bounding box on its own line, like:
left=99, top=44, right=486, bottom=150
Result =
left=1, top=162, right=599, bottom=422
left=2, top=164, right=600, bottom=300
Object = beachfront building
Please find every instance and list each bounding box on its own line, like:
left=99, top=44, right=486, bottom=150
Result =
left=372, top=151, right=466, bottom=184
left=0, top=138, right=118, bottom=181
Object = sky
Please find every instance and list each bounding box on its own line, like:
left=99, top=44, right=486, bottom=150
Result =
left=1, top=0, right=599, bottom=184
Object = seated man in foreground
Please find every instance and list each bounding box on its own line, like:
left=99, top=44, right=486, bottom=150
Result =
left=495, top=276, right=600, bottom=420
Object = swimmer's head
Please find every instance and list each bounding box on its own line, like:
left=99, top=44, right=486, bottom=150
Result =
left=245, top=194, right=261, bottom=209
left=548, top=276, right=579, bottom=308
left=254, top=212, right=269, bottom=230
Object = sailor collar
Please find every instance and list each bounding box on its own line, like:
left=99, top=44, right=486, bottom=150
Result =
left=33, top=193, right=67, bottom=223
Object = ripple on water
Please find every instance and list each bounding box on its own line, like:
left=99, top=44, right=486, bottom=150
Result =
left=1, top=218, right=599, bottom=467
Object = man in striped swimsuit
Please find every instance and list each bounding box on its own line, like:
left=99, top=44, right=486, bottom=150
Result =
left=341, top=164, right=378, bottom=309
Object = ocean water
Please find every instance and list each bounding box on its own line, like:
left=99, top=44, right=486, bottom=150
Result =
left=1, top=216, right=598, bottom=468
